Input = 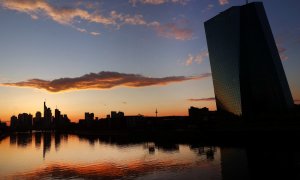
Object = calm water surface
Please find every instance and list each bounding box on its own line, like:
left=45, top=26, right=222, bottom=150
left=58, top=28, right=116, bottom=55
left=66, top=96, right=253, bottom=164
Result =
left=0, top=132, right=222, bottom=179
left=2, top=132, right=300, bottom=179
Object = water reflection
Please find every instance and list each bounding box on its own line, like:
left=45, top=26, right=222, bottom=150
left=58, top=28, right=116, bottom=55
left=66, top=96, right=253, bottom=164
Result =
left=9, top=133, right=17, bottom=145
left=246, top=147, right=300, bottom=179
left=54, top=133, right=61, bottom=151
left=17, top=132, right=32, bottom=147
left=1, top=132, right=221, bottom=179
left=43, top=132, right=51, bottom=159
left=190, top=145, right=217, bottom=160
left=3, top=132, right=300, bottom=179
left=35, top=132, right=41, bottom=149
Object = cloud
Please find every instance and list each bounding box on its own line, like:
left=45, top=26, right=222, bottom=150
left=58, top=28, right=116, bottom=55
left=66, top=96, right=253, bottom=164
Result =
left=275, top=38, right=289, bottom=61
left=202, top=4, right=214, bottom=13
left=185, top=50, right=209, bottom=66
left=129, top=0, right=189, bottom=6
left=90, top=32, right=101, bottom=36
left=0, top=0, right=194, bottom=40
left=0, top=0, right=114, bottom=25
left=154, top=23, right=193, bottom=41
left=1, top=71, right=211, bottom=93
left=187, top=97, right=215, bottom=102
left=76, top=28, right=87, bottom=33
left=218, top=0, right=229, bottom=5
left=277, top=45, right=288, bottom=61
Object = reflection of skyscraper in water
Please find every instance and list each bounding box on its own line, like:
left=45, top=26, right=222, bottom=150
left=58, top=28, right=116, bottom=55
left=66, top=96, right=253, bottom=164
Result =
left=221, top=147, right=300, bottom=179
left=205, top=2, right=294, bottom=117
left=10, top=133, right=17, bottom=145
left=246, top=147, right=300, bottom=179
left=17, top=132, right=32, bottom=147
left=190, top=145, right=217, bottom=160
left=43, top=132, right=51, bottom=159
left=35, top=132, right=41, bottom=149
left=220, top=148, right=250, bottom=180
left=55, top=133, right=61, bottom=151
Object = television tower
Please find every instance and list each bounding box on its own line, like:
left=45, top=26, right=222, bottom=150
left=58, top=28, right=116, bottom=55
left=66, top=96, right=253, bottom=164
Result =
left=155, top=108, right=158, bottom=117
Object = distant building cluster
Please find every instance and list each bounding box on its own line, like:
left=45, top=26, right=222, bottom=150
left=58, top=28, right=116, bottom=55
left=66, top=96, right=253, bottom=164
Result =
left=0, top=120, right=7, bottom=132
left=10, top=102, right=70, bottom=131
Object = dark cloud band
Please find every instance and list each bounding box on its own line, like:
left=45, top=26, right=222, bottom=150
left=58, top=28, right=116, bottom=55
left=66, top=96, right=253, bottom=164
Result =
left=1, top=71, right=211, bottom=92
left=188, top=97, right=215, bottom=102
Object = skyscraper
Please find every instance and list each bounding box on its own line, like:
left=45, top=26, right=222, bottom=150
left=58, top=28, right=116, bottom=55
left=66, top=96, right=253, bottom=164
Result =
left=43, top=101, right=52, bottom=129
left=204, top=2, right=294, bottom=117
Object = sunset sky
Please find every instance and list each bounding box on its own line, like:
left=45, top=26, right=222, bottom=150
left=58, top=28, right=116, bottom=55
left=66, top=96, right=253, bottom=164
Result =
left=0, top=0, right=299, bottom=122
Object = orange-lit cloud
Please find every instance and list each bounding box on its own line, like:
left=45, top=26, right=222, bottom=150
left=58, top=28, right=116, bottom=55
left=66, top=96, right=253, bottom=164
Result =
left=185, top=50, right=209, bottom=66
left=110, top=11, right=147, bottom=26
left=129, top=0, right=189, bottom=6
left=188, top=97, right=215, bottom=102
left=154, top=23, right=193, bottom=41
left=0, top=0, right=114, bottom=25
left=218, top=0, right=229, bottom=5
left=1, top=71, right=211, bottom=92
left=0, top=0, right=192, bottom=40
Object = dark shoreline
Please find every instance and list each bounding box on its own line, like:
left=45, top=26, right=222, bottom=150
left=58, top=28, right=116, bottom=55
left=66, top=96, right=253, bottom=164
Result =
left=3, top=124, right=300, bottom=147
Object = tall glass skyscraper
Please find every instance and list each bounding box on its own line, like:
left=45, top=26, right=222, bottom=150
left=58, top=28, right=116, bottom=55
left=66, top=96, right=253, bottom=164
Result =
left=205, top=2, right=294, bottom=117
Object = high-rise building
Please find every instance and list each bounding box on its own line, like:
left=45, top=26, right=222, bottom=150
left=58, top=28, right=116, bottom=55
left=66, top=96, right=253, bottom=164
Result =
left=33, top=111, right=42, bottom=129
left=204, top=2, right=294, bottom=117
left=54, top=108, right=61, bottom=127
left=43, top=101, right=52, bottom=129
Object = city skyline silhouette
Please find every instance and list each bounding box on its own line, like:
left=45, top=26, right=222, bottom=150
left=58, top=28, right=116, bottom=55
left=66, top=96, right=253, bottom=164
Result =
left=1, top=1, right=300, bottom=179
left=0, top=0, right=299, bottom=122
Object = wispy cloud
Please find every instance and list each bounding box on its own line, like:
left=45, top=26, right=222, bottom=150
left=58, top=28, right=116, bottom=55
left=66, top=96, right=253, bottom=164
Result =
left=275, top=38, right=289, bottom=61
left=1, top=71, right=211, bottom=93
left=278, top=47, right=288, bottom=61
left=76, top=28, right=87, bottom=33
left=187, top=97, right=215, bottom=102
left=185, top=50, right=209, bottom=66
left=218, top=0, right=229, bottom=5
left=129, top=0, right=189, bottom=6
left=153, top=23, right=193, bottom=41
left=0, top=0, right=192, bottom=40
left=277, top=44, right=288, bottom=61
left=90, top=32, right=101, bottom=36
left=0, top=0, right=114, bottom=25
left=0, top=0, right=113, bottom=36
left=202, top=4, right=214, bottom=13
left=110, top=11, right=147, bottom=26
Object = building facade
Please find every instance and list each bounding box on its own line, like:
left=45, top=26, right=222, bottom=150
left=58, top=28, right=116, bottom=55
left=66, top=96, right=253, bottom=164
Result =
left=205, top=2, right=294, bottom=117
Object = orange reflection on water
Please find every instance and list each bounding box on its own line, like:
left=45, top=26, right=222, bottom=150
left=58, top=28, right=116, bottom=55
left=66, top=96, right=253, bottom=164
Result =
left=0, top=132, right=221, bottom=179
